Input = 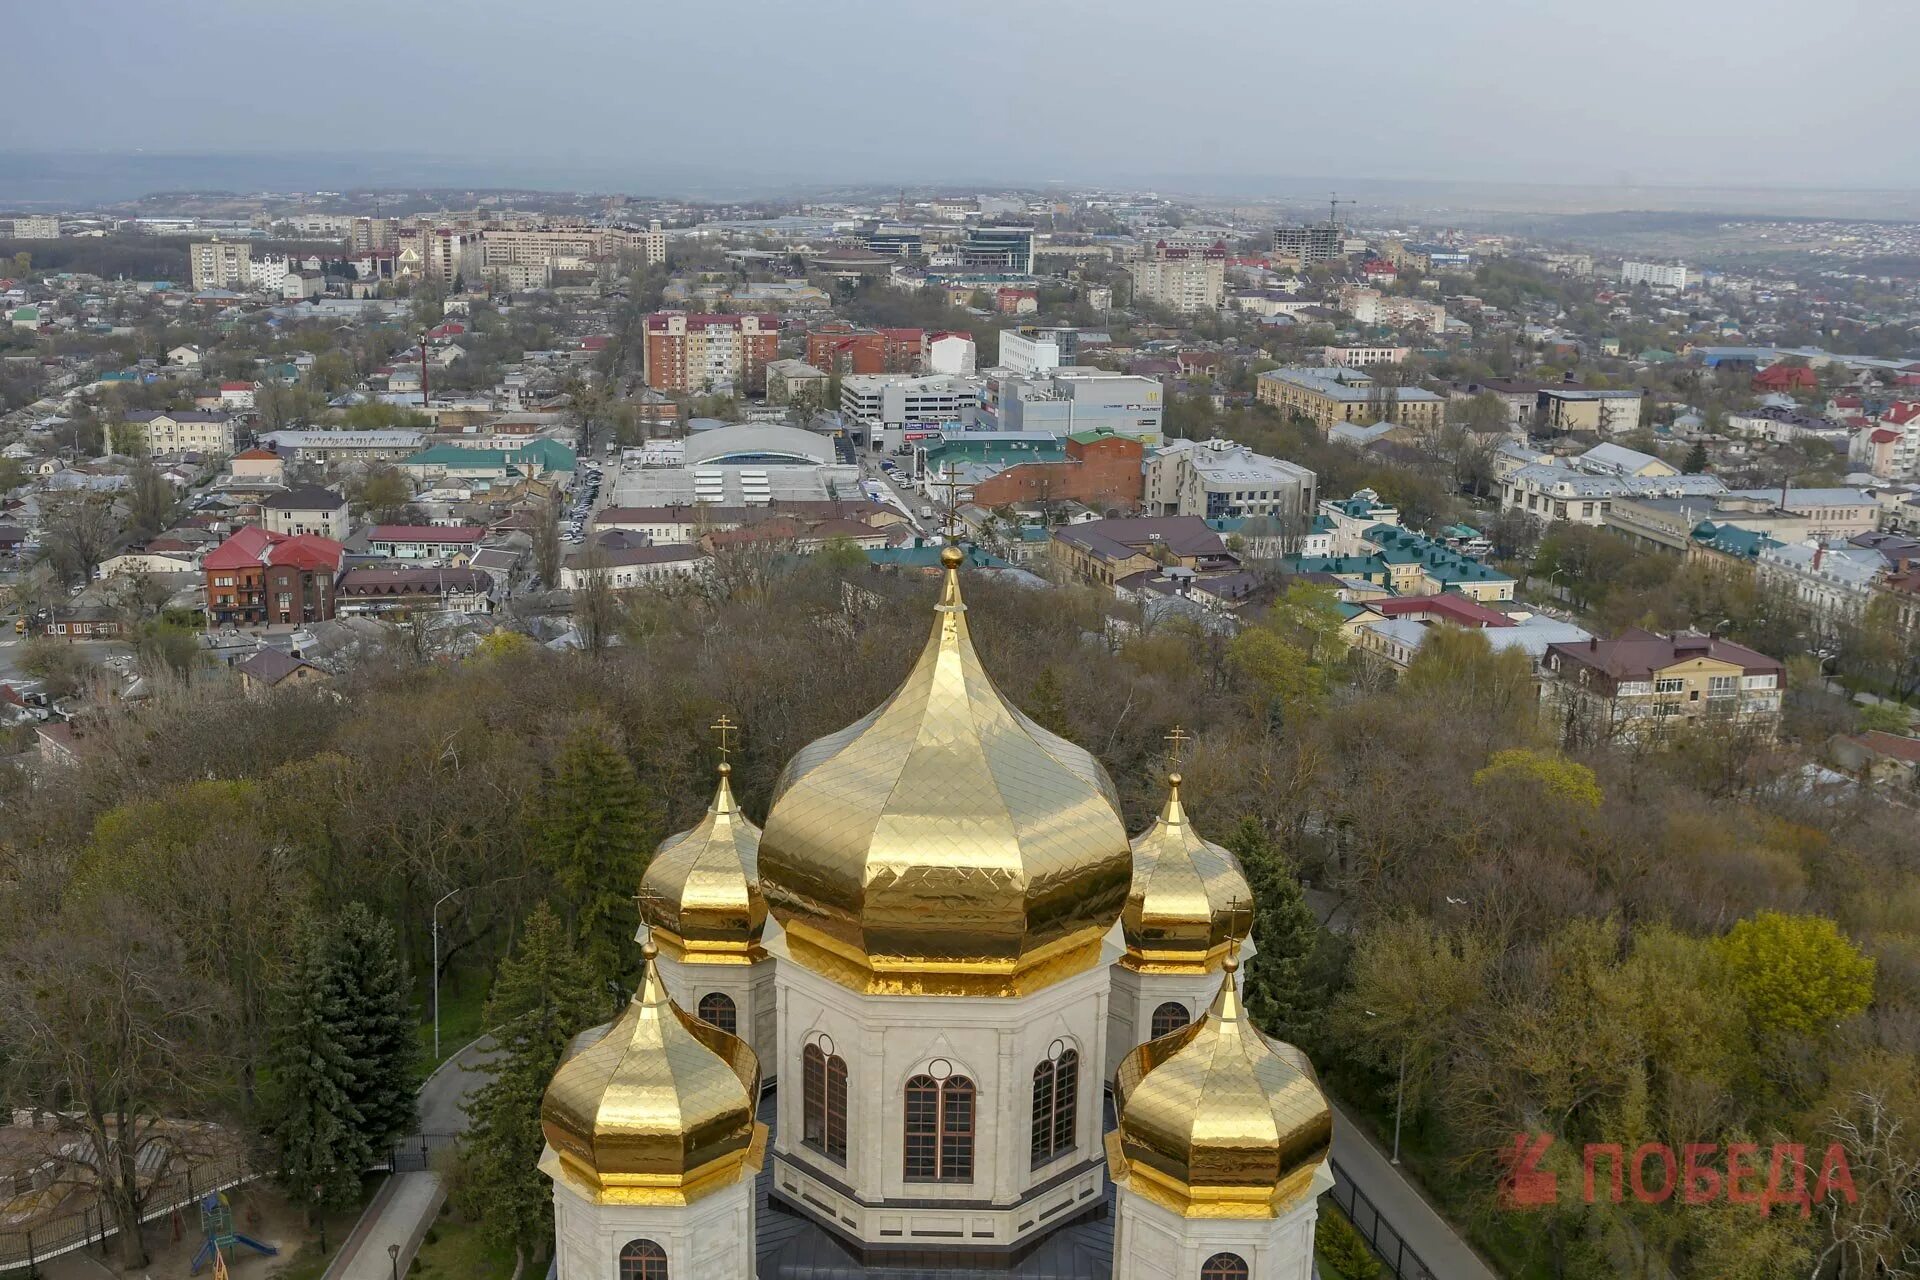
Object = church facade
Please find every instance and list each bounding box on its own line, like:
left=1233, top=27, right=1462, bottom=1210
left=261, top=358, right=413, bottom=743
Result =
left=538, top=547, right=1335, bottom=1279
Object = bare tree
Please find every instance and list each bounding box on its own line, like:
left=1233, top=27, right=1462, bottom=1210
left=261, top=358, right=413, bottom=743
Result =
left=532, top=496, right=562, bottom=588
left=572, top=548, right=622, bottom=656
left=40, top=492, right=120, bottom=586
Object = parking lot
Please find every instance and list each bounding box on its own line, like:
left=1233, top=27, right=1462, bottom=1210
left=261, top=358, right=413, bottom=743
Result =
left=563, top=456, right=607, bottom=546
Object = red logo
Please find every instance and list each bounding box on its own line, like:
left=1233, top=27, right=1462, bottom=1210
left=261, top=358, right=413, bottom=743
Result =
left=1499, top=1133, right=1558, bottom=1208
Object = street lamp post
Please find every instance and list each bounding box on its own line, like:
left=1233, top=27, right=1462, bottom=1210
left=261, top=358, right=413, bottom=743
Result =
left=432, top=874, right=527, bottom=1062
left=1365, top=1010, right=1410, bottom=1165
left=313, top=1185, right=327, bottom=1254
left=388, top=1241, right=401, bottom=1280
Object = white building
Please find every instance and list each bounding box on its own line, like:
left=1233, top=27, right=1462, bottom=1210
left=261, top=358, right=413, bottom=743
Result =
left=532, top=551, right=1331, bottom=1280
left=1755, top=540, right=1884, bottom=620
left=1500, top=462, right=1725, bottom=526
left=926, top=332, right=976, bottom=375
left=1336, top=286, right=1448, bottom=332
left=190, top=240, right=253, bottom=291
left=5, top=216, right=59, bottom=239
left=1144, top=437, right=1318, bottom=522
left=986, top=368, right=1164, bottom=444
left=840, top=374, right=981, bottom=437
left=1128, top=242, right=1226, bottom=314
left=123, top=410, right=234, bottom=456
left=1621, top=260, right=1692, bottom=291
left=997, top=329, right=1062, bottom=376
left=559, top=544, right=709, bottom=589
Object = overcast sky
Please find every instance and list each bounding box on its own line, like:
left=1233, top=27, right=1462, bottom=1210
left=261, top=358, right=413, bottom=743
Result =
left=7, top=0, right=1917, bottom=194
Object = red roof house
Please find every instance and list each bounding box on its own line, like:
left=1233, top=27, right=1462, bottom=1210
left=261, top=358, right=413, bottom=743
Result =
left=204, top=526, right=346, bottom=628
left=1753, top=364, right=1816, bottom=391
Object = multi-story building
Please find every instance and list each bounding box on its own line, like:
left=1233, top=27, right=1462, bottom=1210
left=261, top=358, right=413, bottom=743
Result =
left=1755, top=540, right=1885, bottom=621
left=190, top=240, right=252, bottom=291
left=1143, top=438, right=1317, bottom=523
left=1537, top=388, right=1645, bottom=436
left=839, top=374, right=981, bottom=438
left=805, top=323, right=926, bottom=375
left=1853, top=402, right=1920, bottom=478
left=1270, top=223, right=1343, bottom=266
left=1621, top=260, right=1692, bottom=291
left=335, top=566, right=494, bottom=616
left=1127, top=242, right=1226, bottom=313
left=349, top=216, right=398, bottom=253
left=764, top=359, right=830, bottom=406
left=1544, top=629, right=1784, bottom=743
left=959, top=224, right=1035, bottom=273
left=202, top=525, right=346, bottom=629
left=123, top=409, right=235, bottom=456
left=962, top=430, right=1146, bottom=512
left=642, top=312, right=779, bottom=393
left=987, top=368, right=1164, bottom=444
left=1255, top=367, right=1446, bottom=435
left=1053, top=515, right=1240, bottom=587
left=5, top=216, right=59, bottom=239
left=1335, top=286, right=1448, bottom=332
left=998, top=330, right=1061, bottom=375
left=396, top=228, right=478, bottom=285
left=1500, top=464, right=1724, bottom=526
left=1607, top=489, right=1877, bottom=556
left=259, top=484, right=350, bottom=540
left=255, top=430, right=427, bottom=466
left=1321, top=345, right=1409, bottom=368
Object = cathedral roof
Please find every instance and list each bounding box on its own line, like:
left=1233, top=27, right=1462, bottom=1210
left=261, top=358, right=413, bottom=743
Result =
left=1119, top=773, right=1253, bottom=972
left=1109, top=960, right=1331, bottom=1218
left=540, top=945, right=765, bottom=1205
left=638, top=762, right=766, bottom=961
left=757, top=545, right=1131, bottom=997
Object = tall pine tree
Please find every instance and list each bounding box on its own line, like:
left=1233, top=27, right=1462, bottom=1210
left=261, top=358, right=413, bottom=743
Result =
left=330, top=902, right=417, bottom=1152
left=1226, top=817, right=1325, bottom=1044
left=459, top=904, right=601, bottom=1278
left=268, top=917, right=370, bottom=1219
left=536, top=721, right=651, bottom=997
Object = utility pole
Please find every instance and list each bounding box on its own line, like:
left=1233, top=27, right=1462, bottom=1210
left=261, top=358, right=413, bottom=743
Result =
left=419, top=333, right=429, bottom=408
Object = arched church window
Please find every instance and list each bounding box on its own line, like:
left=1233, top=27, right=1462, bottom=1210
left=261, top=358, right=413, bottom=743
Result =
left=696, top=992, right=737, bottom=1036
left=1200, top=1254, right=1248, bottom=1280
left=802, top=1041, right=848, bottom=1164
left=1030, top=1045, right=1079, bottom=1168
left=904, top=1069, right=975, bottom=1182
left=1151, top=1001, right=1191, bottom=1039
left=617, top=1239, right=668, bottom=1280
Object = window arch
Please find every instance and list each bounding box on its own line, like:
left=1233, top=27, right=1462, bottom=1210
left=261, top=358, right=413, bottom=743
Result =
left=1200, top=1254, right=1248, bottom=1280
left=801, top=1042, right=847, bottom=1164
left=1030, top=1048, right=1079, bottom=1169
left=1151, top=1001, right=1191, bottom=1039
left=617, top=1239, right=668, bottom=1280
left=904, top=1072, right=975, bottom=1182
left=696, top=992, right=736, bottom=1036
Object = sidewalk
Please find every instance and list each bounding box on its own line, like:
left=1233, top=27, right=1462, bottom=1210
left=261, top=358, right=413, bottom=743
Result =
left=319, top=1037, right=494, bottom=1280
left=1331, top=1097, right=1499, bottom=1280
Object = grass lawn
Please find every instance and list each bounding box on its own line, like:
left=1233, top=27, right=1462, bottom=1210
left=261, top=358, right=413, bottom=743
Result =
left=266, top=1175, right=387, bottom=1280
left=412, top=1203, right=515, bottom=1280
left=413, top=966, right=491, bottom=1080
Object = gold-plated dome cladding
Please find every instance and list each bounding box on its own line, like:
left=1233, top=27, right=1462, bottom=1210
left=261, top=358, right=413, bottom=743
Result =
left=637, top=764, right=766, bottom=961
left=1110, top=971, right=1331, bottom=1217
left=1119, top=773, right=1254, bottom=973
left=540, top=953, right=763, bottom=1205
left=757, top=556, right=1131, bottom=995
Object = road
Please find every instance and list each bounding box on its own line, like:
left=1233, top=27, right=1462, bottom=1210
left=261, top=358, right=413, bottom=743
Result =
left=0, top=634, right=134, bottom=682
left=857, top=450, right=931, bottom=536
left=1330, top=1097, right=1501, bottom=1280
left=321, top=1036, right=497, bottom=1280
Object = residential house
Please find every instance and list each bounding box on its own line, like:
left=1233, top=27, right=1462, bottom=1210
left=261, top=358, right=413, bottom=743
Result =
left=123, top=409, right=235, bottom=456
left=260, top=484, right=350, bottom=540
left=335, top=566, right=494, bottom=615
left=1544, top=629, right=1785, bottom=743
left=202, top=525, right=346, bottom=628
left=235, top=648, right=329, bottom=695
left=367, top=525, right=487, bottom=564
left=559, top=544, right=710, bottom=589
left=1051, top=516, right=1238, bottom=588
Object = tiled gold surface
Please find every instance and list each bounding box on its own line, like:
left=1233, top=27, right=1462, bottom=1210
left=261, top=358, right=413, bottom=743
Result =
left=540, top=949, right=763, bottom=1205
left=758, top=550, right=1131, bottom=993
left=638, top=763, right=767, bottom=960
left=1119, top=774, right=1254, bottom=973
left=1110, top=965, right=1332, bottom=1218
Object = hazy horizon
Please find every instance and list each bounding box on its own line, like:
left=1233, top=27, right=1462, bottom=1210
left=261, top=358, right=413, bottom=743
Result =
left=7, top=0, right=1920, bottom=204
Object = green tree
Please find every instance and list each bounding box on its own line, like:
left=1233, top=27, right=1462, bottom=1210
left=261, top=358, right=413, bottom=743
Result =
left=458, top=905, right=601, bottom=1276
left=1683, top=440, right=1710, bottom=474
left=1225, top=817, right=1323, bottom=1042
left=268, top=916, right=369, bottom=1222
left=329, top=903, right=417, bottom=1151
left=1714, top=911, right=1874, bottom=1038
left=536, top=721, right=651, bottom=993
left=1472, top=747, right=1603, bottom=810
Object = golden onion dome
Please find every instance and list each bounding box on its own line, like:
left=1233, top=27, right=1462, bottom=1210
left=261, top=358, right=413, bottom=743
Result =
left=637, top=762, right=766, bottom=962
left=540, top=945, right=766, bottom=1205
left=1120, top=772, right=1253, bottom=972
left=1108, top=959, right=1332, bottom=1218
left=758, top=546, right=1131, bottom=996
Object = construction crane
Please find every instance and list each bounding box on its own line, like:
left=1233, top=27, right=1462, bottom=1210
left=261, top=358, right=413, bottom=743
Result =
left=1326, top=193, right=1353, bottom=228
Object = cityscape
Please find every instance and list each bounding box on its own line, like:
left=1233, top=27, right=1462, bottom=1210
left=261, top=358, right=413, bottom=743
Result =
left=2, top=5, right=1919, bottom=1280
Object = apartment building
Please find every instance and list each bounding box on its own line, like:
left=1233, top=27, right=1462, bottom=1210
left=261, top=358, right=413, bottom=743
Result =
left=5, top=216, right=59, bottom=239
left=1321, top=345, right=1410, bottom=368
left=1537, top=388, right=1645, bottom=435
left=1336, top=286, right=1449, bottom=332
left=1545, top=629, right=1784, bottom=743
left=806, top=323, right=927, bottom=375
left=1127, top=241, right=1226, bottom=313
left=190, top=240, right=252, bottom=291
left=123, top=409, right=235, bottom=456
left=1270, top=223, right=1343, bottom=266
left=1144, top=437, right=1317, bottom=522
left=1755, top=540, right=1885, bottom=620
left=1621, top=260, right=1692, bottom=290
left=1500, top=464, right=1725, bottom=526
left=350, top=217, right=398, bottom=253
left=1255, top=367, right=1446, bottom=434
left=642, top=311, right=779, bottom=393
left=259, top=484, right=350, bottom=540
left=203, top=526, right=346, bottom=628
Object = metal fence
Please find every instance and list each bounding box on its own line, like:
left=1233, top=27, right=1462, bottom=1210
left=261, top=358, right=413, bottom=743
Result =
left=1324, top=1156, right=1438, bottom=1280
left=0, top=1155, right=253, bottom=1278
left=387, top=1133, right=459, bottom=1174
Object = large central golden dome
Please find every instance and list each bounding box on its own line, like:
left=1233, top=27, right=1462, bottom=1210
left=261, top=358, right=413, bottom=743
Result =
left=758, top=547, right=1131, bottom=996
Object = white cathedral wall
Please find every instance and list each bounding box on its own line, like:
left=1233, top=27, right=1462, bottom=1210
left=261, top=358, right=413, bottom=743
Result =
left=1109, top=1161, right=1330, bottom=1280
left=768, top=944, right=1113, bottom=1253
left=646, top=946, right=779, bottom=1081
left=549, top=1158, right=756, bottom=1280
left=1104, top=936, right=1256, bottom=1080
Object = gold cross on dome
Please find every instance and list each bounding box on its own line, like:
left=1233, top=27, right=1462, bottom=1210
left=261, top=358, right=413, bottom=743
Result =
left=1164, top=725, right=1192, bottom=768
left=940, top=464, right=962, bottom=544
left=710, top=714, right=738, bottom=763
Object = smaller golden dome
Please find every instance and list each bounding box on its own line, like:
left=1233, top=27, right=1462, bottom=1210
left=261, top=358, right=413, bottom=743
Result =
left=1119, top=773, right=1253, bottom=972
left=638, top=763, right=766, bottom=963
left=1107, top=965, right=1331, bottom=1218
left=539, top=947, right=766, bottom=1205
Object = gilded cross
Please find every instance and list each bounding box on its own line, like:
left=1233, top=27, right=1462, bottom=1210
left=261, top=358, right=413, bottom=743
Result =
left=710, top=714, right=739, bottom=764
left=939, top=464, right=962, bottom=545
left=1164, top=725, right=1192, bottom=768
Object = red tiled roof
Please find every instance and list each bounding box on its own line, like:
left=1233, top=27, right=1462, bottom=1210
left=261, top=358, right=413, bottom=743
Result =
left=233, top=448, right=279, bottom=460
left=1850, top=731, right=1920, bottom=764
left=1883, top=402, right=1920, bottom=425
left=203, top=525, right=345, bottom=572
left=1871, top=429, right=1901, bottom=444
left=1373, top=594, right=1514, bottom=628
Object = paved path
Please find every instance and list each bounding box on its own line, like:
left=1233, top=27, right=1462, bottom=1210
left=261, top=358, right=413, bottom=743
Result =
left=321, top=1037, right=496, bottom=1280
left=1330, top=1097, right=1500, bottom=1280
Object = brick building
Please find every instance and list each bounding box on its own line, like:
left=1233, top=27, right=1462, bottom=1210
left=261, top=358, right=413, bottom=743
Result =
left=203, top=525, right=346, bottom=628
left=805, top=323, right=926, bottom=376
left=642, top=312, right=779, bottom=393
left=970, top=430, right=1145, bottom=512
